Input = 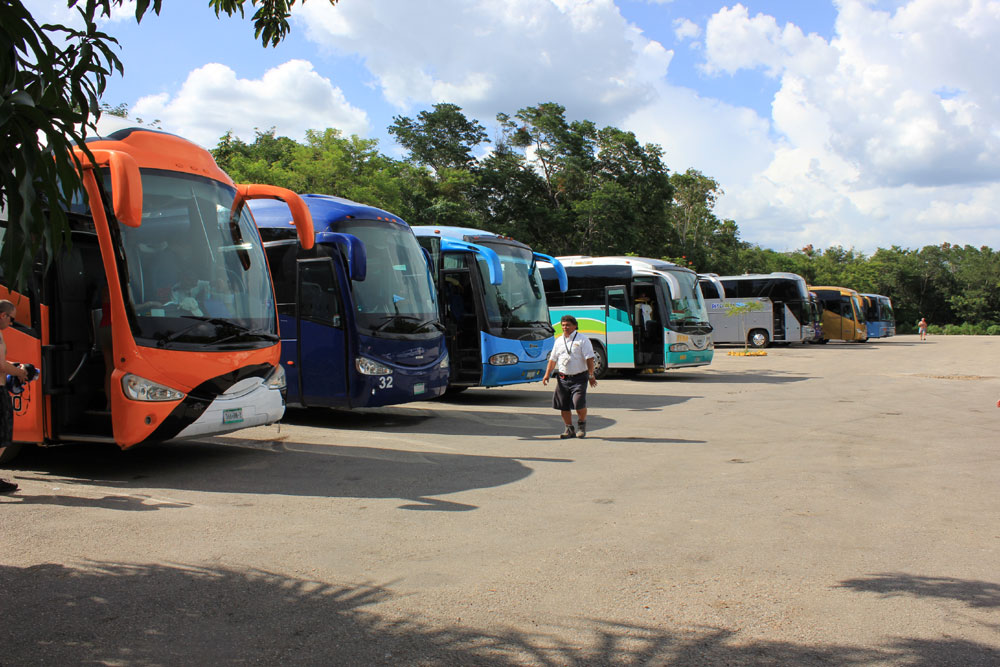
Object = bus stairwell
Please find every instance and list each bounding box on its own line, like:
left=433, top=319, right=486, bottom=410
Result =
left=772, top=302, right=786, bottom=341
left=442, top=268, right=482, bottom=386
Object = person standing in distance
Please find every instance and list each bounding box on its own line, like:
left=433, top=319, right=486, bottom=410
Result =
left=542, top=315, right=598, bottom=438
left=0, top=300, right=29, bottom=494
left=918, top=317, right=928, bottom=341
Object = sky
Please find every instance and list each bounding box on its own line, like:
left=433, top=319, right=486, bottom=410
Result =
left=23, top=0, right=1000, bottom=254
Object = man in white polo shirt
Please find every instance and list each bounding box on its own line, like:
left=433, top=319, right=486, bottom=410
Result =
left=542, top=315, right=598, bottom=438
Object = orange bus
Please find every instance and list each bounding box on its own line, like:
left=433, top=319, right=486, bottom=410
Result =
left=0, top=128, right=313, bottom=462
left=808, top=285, right=868, bottom=342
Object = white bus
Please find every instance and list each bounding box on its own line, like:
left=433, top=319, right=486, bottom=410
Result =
left=698, top=272, right=820, bottom=348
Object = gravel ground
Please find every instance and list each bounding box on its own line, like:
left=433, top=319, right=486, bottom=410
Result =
left=1, top=334, right=999, bottom=666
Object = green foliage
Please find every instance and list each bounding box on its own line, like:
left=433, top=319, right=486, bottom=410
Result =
left=1, top=0, right=125, bottom=288
left=207, top=0, right=338, bottom=47
left=4, top=0, right=336, bottom=290
left=722, top=300, right=766, bottom=350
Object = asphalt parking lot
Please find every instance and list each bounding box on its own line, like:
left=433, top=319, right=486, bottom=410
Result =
left=2, top=335, right=999, bottom=665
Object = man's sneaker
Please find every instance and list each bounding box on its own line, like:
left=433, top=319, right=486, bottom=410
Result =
left=560, top=424, right=576, bottom=439
left=0, top=478, right=18, bottom=495
left=576, top=421, right=587, bottom=438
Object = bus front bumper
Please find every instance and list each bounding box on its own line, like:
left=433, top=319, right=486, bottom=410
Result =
left=665, top=349, right=714, bottom=368
left=174, top=381, right=285, bottom=439
left=354, top=355, right=450, bottom=407
left=481, top=358, right=548, bottom=387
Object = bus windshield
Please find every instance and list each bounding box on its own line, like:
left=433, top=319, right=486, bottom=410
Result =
left=880, top=298, right=895, bottom=322
left=340, top=219, right=439, bottom=337
left=852, top=295, right=867, bottom=323
left=118, top=170, right=276, bottom=349
left=476, top=241, right=550, bottom=330
left=661, top=269, right=710, bottom=327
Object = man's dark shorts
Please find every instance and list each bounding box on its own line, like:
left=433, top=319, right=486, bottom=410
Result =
left=553, top=371, right=588, bottom=411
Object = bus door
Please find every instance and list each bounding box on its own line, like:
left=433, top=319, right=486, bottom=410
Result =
left=440, top=265, right=481, bottom=385
left=44, top=233, right=114, bottom=440
left=603, top=285, right=631, bottom=367
left=4, top=279, right=45, bottom=450
left=638, top=281, right=665, bottom=367
left=294, top=257, right=348, bottom=406
left=771, top=300, right=786, bottom=341
left=839, top=297, right=856, bottom=340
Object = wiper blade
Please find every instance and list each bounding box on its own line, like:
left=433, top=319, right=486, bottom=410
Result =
left=372, top=315, right=444, bottom=334
left=157, top=317, right=233, bottom=346
left=214, top=328, right=279, bottom=344
left=157, top=318, right=275, bottom=346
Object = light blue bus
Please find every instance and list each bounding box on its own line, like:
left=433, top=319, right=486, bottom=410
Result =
left=252, top=195, right=449, bottom=408
left=861, top=293, right=896, bottom=339
left=413, top=226, right=567, bottom=391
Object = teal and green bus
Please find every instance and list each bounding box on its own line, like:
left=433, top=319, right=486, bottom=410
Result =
left=539, top=256, right=713, bottom=378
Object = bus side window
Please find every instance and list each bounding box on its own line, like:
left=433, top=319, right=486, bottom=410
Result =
left=265, top=244, right=297, bottom=318
left=298, top=259, right=342, bottom=328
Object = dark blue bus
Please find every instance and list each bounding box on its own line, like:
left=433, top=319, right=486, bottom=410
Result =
left=251, top=195, right=449, bottom=408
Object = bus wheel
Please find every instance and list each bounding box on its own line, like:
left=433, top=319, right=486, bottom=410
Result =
left=591, top=342, right=608, bottom=380
left=0, top=443, right=23, bottom=465
left=748, top=329, right=769, bottom=349
left=816, top=338, right=829, bottom=344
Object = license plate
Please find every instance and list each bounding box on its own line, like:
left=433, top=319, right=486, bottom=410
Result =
left=525, top=370, right=540, bottom=379
left=413, top=383, right=425, bottom=395
left=223, top=408, right=244, bottom=424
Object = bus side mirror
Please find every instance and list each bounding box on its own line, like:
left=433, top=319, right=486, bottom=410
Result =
left=75, top=148, right=143, bottom=227
left=235, top=185, right=315, bottom=250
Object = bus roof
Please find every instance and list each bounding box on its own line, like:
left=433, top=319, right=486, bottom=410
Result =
left=556, top=255, right=694, bottom=276
left=86, top=127, right=232, bottom=184
left=411, top=226, right=534, bottom=251
left=713, top=272, right=806, bottom=282
left=250, top=193, right=408, bottom=234
left=809, top=285, right=861, bottom=296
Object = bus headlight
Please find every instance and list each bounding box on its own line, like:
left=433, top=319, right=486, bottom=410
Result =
left=439, top=353, right=450, bottom=369
left=121, top=373, right=185, bottom=402
left=265, top=364, right=286, bottom=390
left=489, top=352, right=519, bottom=366
left=669, top=343, right=690, bottom=352
left=356, top=356, right=392, bottom=376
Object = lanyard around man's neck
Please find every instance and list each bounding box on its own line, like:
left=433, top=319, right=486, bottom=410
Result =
left=563, top=331, right=577, bottom=356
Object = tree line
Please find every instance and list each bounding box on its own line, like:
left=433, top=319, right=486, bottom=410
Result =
left=212, top=103, right=1000, bottom=333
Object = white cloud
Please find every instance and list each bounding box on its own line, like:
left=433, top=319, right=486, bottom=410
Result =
left=131, top=60, right=369, bottom=148
left=295, top=0, right=670, bottom=127
left=673, top=18, right=701, bottom=41
left=695, top=0, right=1000, bottom=251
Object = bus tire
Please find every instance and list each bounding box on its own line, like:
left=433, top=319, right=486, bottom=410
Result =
left=816, top=338, right=829, bottom=344
left=591, top=342, right=608, bottom=380
left=0, top=443, right=23, bottom=465
left=748, top=329, right=769, bottom=349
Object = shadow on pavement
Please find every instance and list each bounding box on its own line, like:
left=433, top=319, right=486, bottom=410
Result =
left=837, top=572, right=1000, bottom=610
left=1, top=561, right=996, bottom=666
left=5, top=439, right=558, bottom=511
left=642, top=370, right=812, bottom=385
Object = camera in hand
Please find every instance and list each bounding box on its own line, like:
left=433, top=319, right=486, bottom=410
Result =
left=7, top=363, right=39, bottom=395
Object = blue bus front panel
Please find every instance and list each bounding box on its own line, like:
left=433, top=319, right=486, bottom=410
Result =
left=354, top=333, right=449, bottom=407
left=479, top=332, right=553, bottom=387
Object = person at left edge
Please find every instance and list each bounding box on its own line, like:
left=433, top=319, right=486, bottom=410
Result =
left=0, top=300, right=28, bottom=494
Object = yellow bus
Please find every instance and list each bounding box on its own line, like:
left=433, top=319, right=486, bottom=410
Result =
left=808, top=286, right=868, bottom=342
